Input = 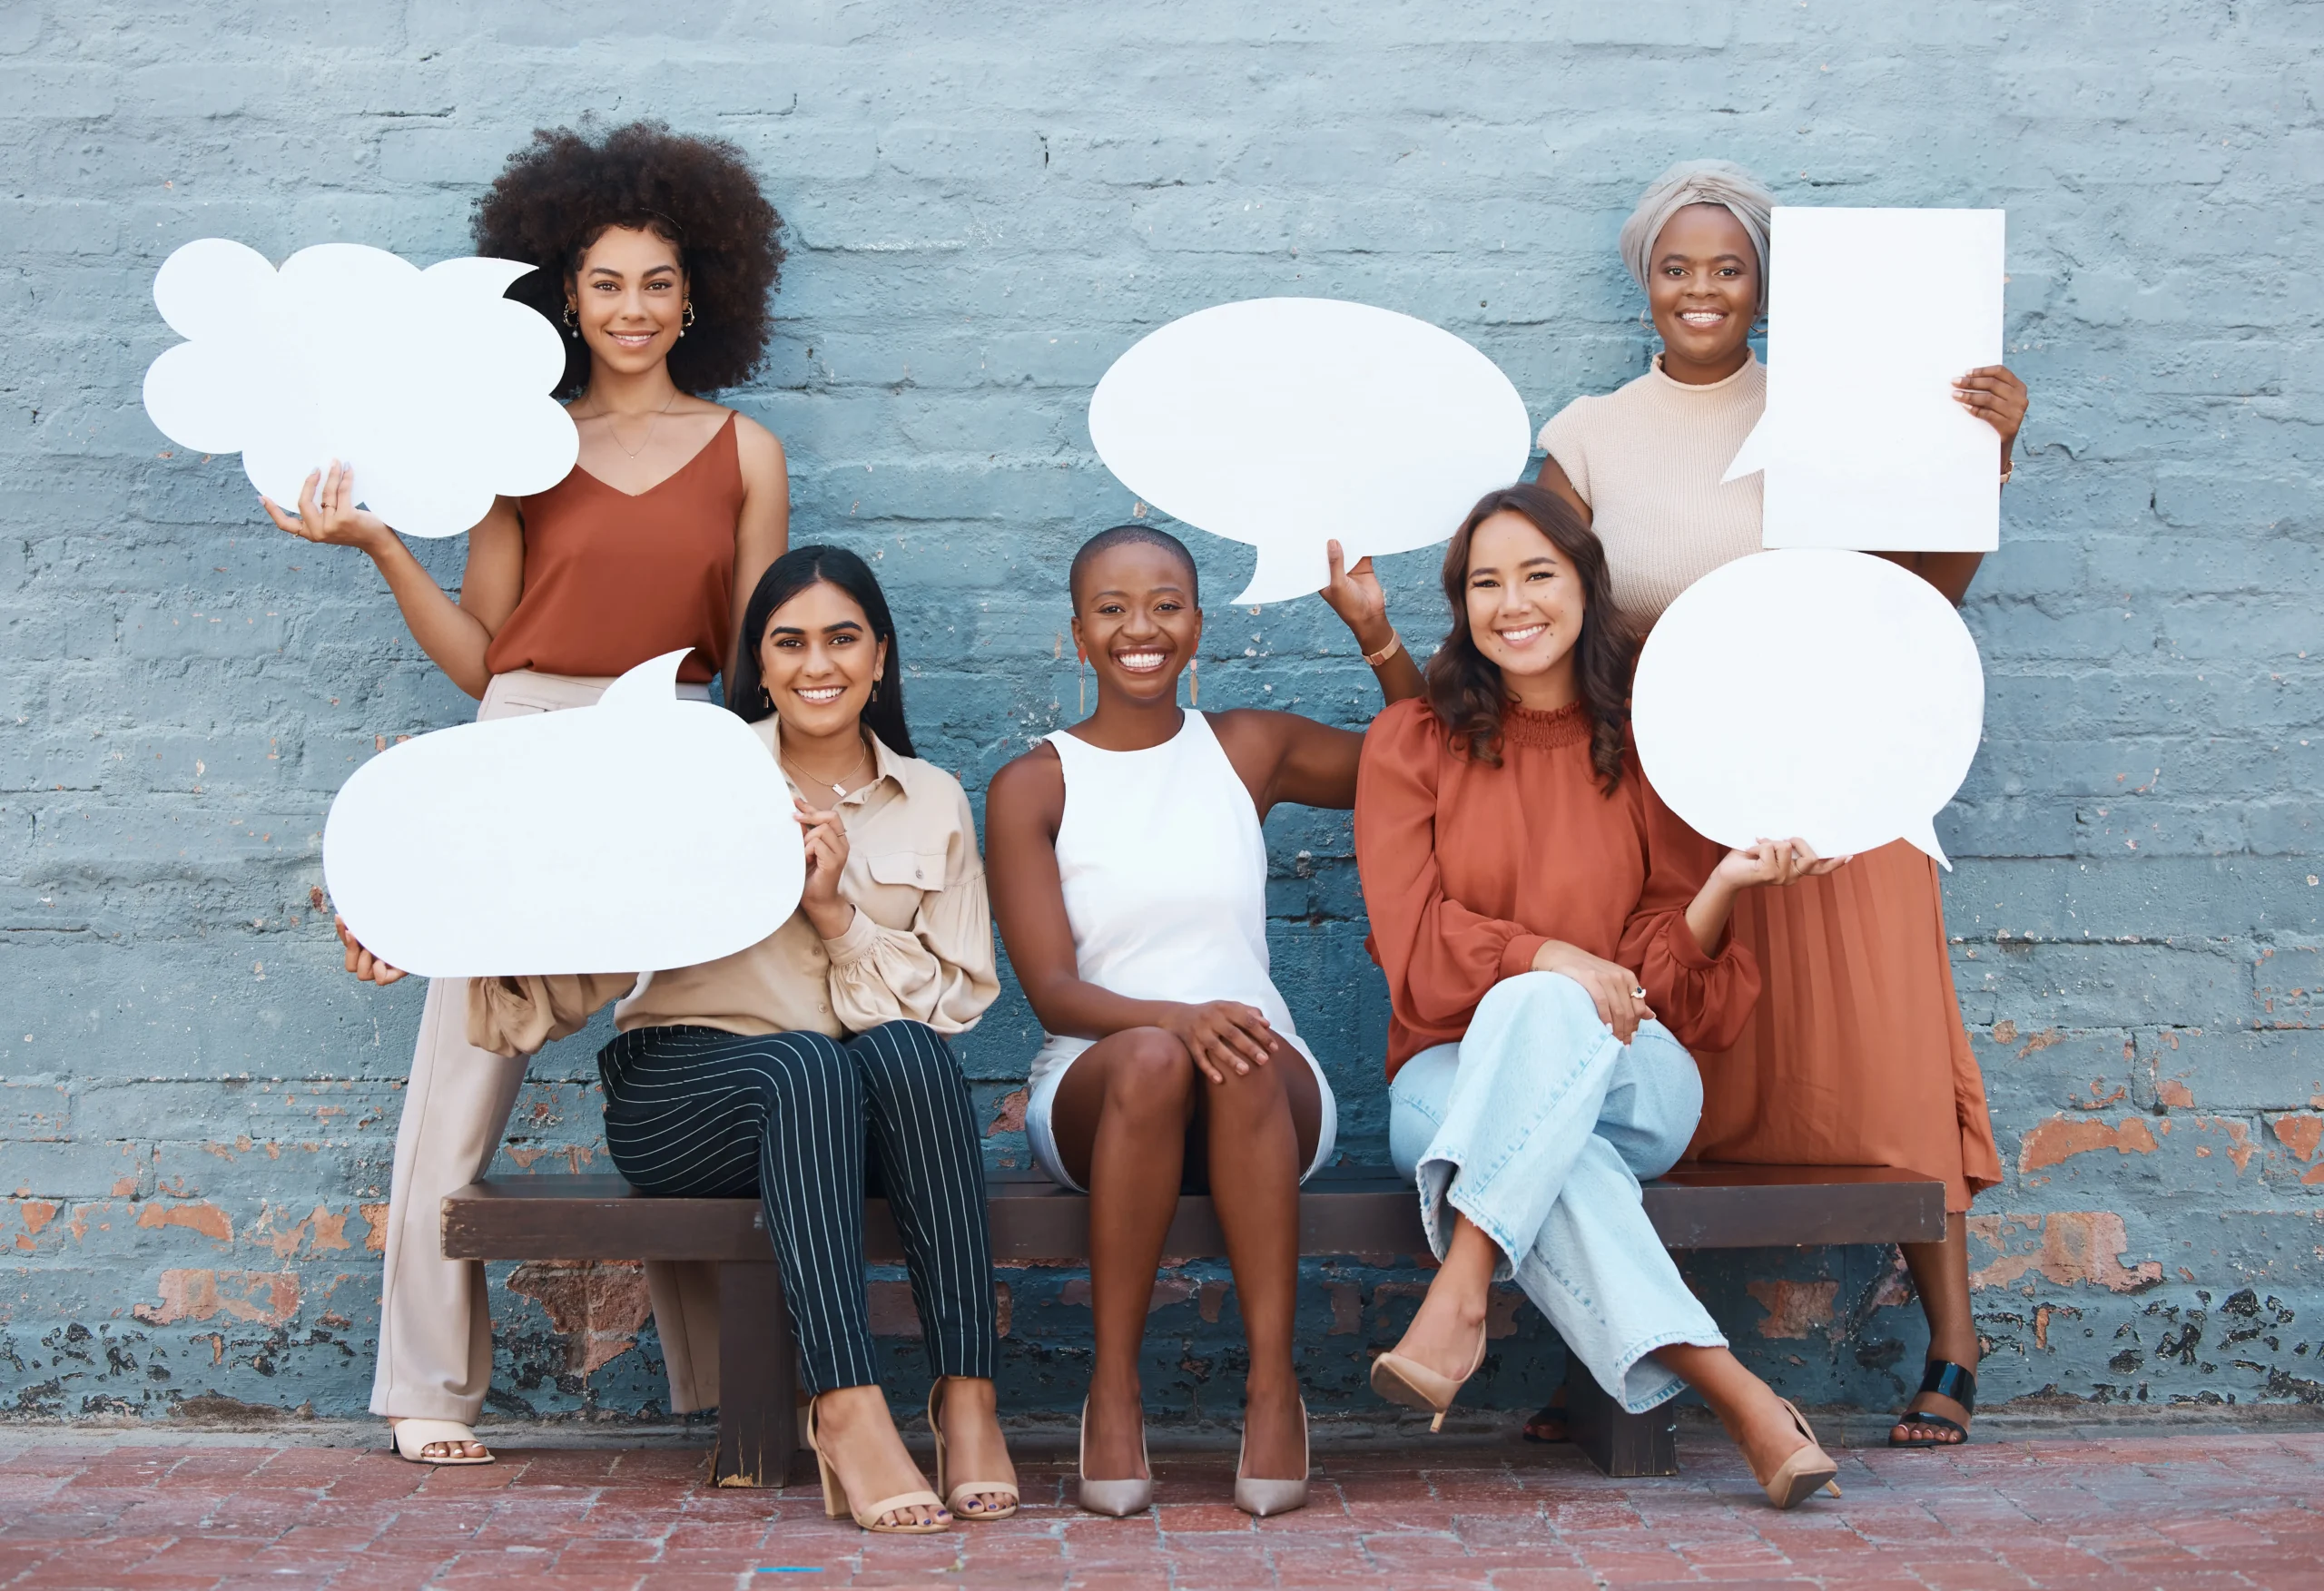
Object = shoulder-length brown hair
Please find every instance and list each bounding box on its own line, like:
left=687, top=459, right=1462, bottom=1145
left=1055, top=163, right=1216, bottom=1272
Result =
left=1423, top=482, right=1637, bottom=791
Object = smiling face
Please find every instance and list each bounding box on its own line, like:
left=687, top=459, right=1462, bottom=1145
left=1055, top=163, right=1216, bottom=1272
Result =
left=1070, top=541, right=1201, bottom=709
left=1646, top=202, right=1759, bottom=379
left=566, top=224, right=687, bottom=378
left=1463, top=509, right=1587, bottom=708
left=757, top=579, right=886, bottom=741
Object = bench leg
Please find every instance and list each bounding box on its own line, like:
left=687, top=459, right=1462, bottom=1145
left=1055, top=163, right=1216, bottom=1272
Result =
left=1563, top=1356, right=1678, bottom=1478
left=713, top=1261, right=803, bottom=1487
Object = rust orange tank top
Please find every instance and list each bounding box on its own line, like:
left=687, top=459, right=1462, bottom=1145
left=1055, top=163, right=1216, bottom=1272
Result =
left=485, top=411, right=743, bottom=684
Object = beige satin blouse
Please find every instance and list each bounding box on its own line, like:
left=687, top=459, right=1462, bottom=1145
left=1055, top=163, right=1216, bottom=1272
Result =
left=467, top=718, right=998, bottom=1056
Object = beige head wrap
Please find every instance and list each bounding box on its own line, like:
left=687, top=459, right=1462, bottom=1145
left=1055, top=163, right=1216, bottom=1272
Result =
left=1618, top=160, right=1776, bottom=312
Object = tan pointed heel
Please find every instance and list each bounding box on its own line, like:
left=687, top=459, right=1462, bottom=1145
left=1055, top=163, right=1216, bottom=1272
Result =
left=1234, top=1398, right=1310, bottom=1517
left=806, top=1394, right=949, bottom=1534
left=927, top=1380, right=1019, bottom=1521
left=1368, top=1318, right=1487, bottom=1432
left=1075, top=1396, right=1153, bottom=1517
left=1758, top=1398, right=1843, bottom=1510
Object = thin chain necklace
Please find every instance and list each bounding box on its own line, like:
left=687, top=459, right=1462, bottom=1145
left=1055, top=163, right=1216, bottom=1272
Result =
left=584, top=390, right=681, bottom=458
left=782, top=736, right=872, bottom=799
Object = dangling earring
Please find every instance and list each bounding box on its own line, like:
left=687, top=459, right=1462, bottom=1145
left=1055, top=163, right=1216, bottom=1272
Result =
left=680, top=299, right=695, bottom=337
left=1190, top=654, right=1199, bottom=708
left=1077, top=650, right=1087, bottom=717
left=563, top=302, right=580, bottom=339
left=758, top=685, right=773, bottom=710
left=1638, top=304, right=1651, bottom=332
left=869, top=678, right=881, bottom=704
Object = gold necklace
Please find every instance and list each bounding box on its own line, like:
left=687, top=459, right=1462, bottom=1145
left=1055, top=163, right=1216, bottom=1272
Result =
left=782, top=739, right=871, bottom=799
left=587, top=391, right=680, bottom=458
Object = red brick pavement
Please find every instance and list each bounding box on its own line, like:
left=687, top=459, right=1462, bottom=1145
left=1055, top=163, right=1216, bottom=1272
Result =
left=1, top=1426, right=2319, bottom=1590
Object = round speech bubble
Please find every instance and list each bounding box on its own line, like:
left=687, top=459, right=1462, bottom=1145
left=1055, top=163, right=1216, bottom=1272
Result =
left=1630, top=549, right=1984, bottom=869
left=323, top=652, right=803, bottom=978
left=1088, top=298, right=1532, bottom=606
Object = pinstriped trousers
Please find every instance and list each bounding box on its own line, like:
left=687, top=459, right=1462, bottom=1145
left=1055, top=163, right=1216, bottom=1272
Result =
left=598, top=1019, right=999, bottom=1395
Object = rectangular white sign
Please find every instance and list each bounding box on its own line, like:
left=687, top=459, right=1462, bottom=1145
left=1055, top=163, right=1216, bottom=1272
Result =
left=1726, top=207, right=2006, bottom=554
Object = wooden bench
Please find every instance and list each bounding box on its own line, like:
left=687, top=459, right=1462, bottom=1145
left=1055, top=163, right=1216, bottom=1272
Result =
left=443, top=1163, right=1943, bottom=1484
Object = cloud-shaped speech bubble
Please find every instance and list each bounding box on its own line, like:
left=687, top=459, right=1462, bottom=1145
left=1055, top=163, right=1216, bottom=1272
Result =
left=142, top=239, right=579, bottom=538
left=323, top=652, right=803, bottom=978
left=1631, top=550, right=1984, bottom=869
left=1722, top=208, right=2005, bottom=555
left=1088, top=298, right=1532, bottom=606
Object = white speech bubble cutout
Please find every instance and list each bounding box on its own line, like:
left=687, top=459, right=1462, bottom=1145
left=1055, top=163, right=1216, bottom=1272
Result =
left=143, top=239, right=578, bottom=538
left=322, top=652, right=803, bottom=977
left=1088, top=298, right=1533, bottom=605
left=1723, top=209, right=2005, bottom=555
left=1631, top=550, right=1984, bottom=869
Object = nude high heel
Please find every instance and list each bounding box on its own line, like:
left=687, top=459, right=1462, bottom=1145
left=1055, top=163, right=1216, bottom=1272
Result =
left=926, top=1380, right=1019, bottom=1521
left=806, top=1394, right=949, bottom=1535
left=1075, top=1396, right=1153, bottom=1517
left=1758, top=1398, right=1844, bottom=1510
left=1369, top=1318, right=1488, bottom=1432
left=1233, top=1398, right=1310, bottom=1517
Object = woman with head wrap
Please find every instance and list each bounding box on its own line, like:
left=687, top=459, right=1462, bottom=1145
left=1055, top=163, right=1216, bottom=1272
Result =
left=1528, top=160, right=2025, bottom=1449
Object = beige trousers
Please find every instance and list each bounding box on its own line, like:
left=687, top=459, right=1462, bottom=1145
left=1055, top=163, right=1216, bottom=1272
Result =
left=369, top=669, right=724, bottom=1421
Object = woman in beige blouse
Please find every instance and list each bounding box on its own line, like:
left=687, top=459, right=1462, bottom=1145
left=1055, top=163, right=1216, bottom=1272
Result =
left=341, top=546, right=1012, bottom=1534
left=1529, top=162, right=2027, bottom=1449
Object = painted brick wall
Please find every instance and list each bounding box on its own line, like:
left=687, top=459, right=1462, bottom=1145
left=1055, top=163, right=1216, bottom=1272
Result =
left=5, top=1, right=2319, bottom=1427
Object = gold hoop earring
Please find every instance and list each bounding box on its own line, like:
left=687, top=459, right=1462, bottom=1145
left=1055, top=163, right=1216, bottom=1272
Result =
left=1638, top=305, right=1651, bottom=332
left=681, top=299, right=695, bottom=336
left=563, top=302, right=579, bottom=338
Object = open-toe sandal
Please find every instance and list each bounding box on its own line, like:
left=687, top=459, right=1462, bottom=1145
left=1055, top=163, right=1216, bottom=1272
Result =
left=1758, top=1399, right=1842, bottom=1510
left=807, top=1395, right=949, bottom=1534
left=1369, top=1318, right=1487, bottom=1432
left=1889, top=1360, right=1976, bottom=1448
left=389, top=1419, right=494, bottom=1466
left=927, top=1380, right=1019, bottom=1521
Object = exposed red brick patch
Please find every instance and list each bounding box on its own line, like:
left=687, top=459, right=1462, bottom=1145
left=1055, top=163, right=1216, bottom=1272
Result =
left=18, top=1200, right=56, bottom=1236
left=985, top=1088, right=1029, bottom=1136
left=506, top=1260, right=653, bottom=1375
left=135, top=1201, right=232, bottom=1242
left=1058, top=1274, right=1196, bottom=1313
left=1486, top=1283, right=1524, bottom=1340
left=1324, top=1281, right=1362, bottom=1336
left=2270, top=1114, right=2323, bottom=1162
left=1745, top=1280, right=1838, bottom=1340
left=2157, top=1078, right=2196, bottom=1108
left=2018, top=1027, right=2064, bottom=1057
left=2018, top=1115, right=2159, bottom=1173
left=133, top=1269, right=300, bottom=1325
left=1989, top=1020, right=2018, bottom=1045
left=359, top=1203, right=389, bottom=1252
left=1969, top=1213, right=2162, bottom=1292
left=1197, top=1280, right=1228, bottom=1323
left=2192, top=1116, right=2258, bottom=1174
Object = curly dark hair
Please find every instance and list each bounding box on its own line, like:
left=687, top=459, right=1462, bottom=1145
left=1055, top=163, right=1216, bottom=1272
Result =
left=1424, top=482, right=1637, bottom=792
left=473, top=121, right=783, bottom=399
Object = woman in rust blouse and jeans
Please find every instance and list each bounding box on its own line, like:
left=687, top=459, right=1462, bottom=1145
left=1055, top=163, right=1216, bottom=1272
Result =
left=1356, top=484, right=1848, bottom=1510
left=265, top=123, right=788, bottom=1465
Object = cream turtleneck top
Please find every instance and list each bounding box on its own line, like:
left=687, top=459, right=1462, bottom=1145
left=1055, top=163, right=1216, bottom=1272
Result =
left=1536, top=353, right=1766, bottom=627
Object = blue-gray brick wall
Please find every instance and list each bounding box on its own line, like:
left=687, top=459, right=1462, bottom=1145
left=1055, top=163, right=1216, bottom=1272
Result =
left=5, top=1, right=2320, bottom=1426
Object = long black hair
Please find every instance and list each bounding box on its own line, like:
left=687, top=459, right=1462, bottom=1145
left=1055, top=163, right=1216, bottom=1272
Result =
left=1424, top=482, right=1635, bottom=791
left=729, top=545, right=915, bottom=758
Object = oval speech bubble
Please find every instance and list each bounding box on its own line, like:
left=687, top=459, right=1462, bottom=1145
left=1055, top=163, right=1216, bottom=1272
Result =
left=1088, top=298, right=1532, bottom=605
left=142, top=238, right=578, bottom=538
left=1631, top=550, right=1984, bottom=869
left=323, top=653, right=803, bottom=978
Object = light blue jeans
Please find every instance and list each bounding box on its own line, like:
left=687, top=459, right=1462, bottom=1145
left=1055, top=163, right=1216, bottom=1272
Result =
left=1388, top=971, right=1727, bottom=1413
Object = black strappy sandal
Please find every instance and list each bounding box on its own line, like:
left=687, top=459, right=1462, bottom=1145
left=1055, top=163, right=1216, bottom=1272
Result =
left=1521, top=1390, right=1569, bottom=1444
left=1889, top=1360, right=1975, bottom=1447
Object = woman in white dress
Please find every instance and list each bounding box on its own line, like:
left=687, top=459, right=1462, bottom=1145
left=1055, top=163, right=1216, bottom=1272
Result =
left=983, top=525, right=1422, bottom=1517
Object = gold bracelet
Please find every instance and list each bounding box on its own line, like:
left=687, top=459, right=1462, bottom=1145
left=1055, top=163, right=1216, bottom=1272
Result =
left=1363, top=630, right=1403, bottom=667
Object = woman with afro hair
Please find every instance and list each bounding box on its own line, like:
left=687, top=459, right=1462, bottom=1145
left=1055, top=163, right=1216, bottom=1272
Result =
left=267, top=121, right=789, bottom=1465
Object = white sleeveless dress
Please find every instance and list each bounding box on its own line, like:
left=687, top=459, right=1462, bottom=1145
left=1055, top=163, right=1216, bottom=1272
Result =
left=1022, top=710, right=1338, bottom=1191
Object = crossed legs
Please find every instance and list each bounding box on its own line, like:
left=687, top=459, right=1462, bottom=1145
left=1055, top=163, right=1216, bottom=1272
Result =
left=1047, top=1027, right=1323, bottom=1484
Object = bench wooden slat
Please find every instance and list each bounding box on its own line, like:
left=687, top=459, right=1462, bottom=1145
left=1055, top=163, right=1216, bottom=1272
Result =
left=440, top=1161, right=1943, bottom=1262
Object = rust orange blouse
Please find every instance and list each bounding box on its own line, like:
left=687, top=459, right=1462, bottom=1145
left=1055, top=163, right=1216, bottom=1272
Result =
left=484, top=412, right=743, bottom=684
left=1355, top=696, right=1759, bottom=1073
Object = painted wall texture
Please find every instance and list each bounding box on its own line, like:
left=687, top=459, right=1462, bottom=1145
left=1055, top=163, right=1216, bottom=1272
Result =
left=5, top=1, right=2321, bottom=1429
